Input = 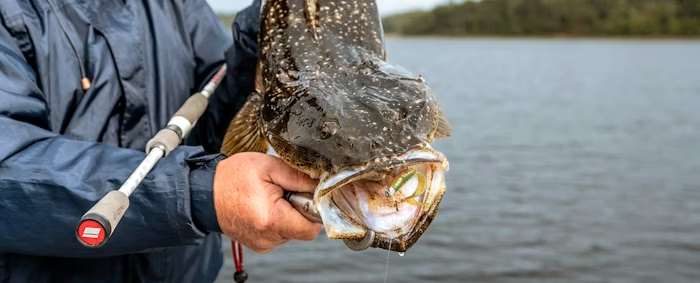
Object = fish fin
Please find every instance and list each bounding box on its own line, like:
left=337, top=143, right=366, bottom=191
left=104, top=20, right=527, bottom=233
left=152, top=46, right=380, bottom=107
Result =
left=220, top=92, right=268, bottom=156
left=255, top=62, right=264, bottom=93
left=304, top=0, right=321, bottom=40
left=433, top=108, right=452, bottom=140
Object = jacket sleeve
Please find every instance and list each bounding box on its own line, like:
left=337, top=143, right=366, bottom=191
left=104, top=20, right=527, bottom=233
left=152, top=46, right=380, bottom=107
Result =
left=185, top=0, right=261, bottom=154
left=0, top=22, right=222, bottom=258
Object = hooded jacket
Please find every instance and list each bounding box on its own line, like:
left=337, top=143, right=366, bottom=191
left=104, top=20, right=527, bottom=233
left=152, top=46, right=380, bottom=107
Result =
left=0, top=0, right=260, bottom=281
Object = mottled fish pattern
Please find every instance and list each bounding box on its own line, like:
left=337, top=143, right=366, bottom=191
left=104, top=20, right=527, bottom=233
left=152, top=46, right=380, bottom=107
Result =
left=239, top=0, right=447, bottom=177
left=220, top=0, right=451, bottom=252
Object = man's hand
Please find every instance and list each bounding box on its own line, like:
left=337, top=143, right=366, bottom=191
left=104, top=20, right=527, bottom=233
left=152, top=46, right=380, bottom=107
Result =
left=213, top=152, right=322, bottom=253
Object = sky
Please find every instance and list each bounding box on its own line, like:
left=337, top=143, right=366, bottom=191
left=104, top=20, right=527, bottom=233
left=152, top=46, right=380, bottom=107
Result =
left=205, top=0, right=448, bottom=16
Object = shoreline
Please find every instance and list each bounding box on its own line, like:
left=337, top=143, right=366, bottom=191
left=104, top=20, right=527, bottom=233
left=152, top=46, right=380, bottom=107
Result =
left=383, top=33, right=700, bottom=41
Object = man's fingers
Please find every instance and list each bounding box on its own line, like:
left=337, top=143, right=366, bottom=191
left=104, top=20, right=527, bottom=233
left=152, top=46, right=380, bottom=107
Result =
left=263, top=155, right=318, bottom=193
left=273, top=198, right=322, bottom=241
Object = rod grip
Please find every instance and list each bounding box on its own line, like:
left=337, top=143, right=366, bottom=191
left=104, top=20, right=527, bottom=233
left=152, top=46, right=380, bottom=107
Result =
left=145, top=128, right=180, bottom=156
left=174, top=93, right=209, bottom=125
left=76, top=191, right=130, bottom=248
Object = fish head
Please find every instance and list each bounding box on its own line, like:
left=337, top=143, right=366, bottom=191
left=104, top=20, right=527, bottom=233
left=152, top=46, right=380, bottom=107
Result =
left=265, top=54, right=451, bottom=252
left=266, top=53, right=449, bottom=178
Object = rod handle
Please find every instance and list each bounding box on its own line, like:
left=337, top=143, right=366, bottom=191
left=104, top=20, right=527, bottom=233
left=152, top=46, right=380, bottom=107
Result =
left=173, top=93, right=209, bottom=126
left=76, top=191, right=130, bottom=248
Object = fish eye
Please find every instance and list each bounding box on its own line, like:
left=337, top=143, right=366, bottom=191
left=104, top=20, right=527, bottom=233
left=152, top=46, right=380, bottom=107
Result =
left=398, top=107, right=408, bottom=120
left=320, top=121, right=340, bottom=139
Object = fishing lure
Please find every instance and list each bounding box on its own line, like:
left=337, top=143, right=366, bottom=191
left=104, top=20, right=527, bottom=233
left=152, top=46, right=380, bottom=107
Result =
left=387, top=168, right=431, bottom=207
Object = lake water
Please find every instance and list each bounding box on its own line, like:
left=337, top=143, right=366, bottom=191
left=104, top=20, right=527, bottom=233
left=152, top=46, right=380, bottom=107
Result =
left=216, top=38, right=700, bottom=282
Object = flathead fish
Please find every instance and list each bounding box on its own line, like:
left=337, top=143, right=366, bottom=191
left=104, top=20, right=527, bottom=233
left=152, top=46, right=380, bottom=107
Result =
left=221, top=0, right=452, bottom=252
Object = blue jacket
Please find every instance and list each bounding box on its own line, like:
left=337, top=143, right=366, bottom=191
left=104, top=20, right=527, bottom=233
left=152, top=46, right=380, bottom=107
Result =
left=0, top=0, right=260, bottom=282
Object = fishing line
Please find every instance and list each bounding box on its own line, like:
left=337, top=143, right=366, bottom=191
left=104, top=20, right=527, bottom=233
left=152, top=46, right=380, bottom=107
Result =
left=384, top=241, right=391, bottom=283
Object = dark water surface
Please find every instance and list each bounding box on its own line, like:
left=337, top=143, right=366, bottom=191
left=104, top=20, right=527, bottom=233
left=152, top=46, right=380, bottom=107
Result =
left=216, top=38, right=700, bottom=282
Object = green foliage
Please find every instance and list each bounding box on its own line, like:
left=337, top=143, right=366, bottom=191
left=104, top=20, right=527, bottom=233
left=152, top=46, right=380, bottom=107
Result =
left=216, top=13, right=236, bottom=31
left=382, top=0, right=700, bottom=36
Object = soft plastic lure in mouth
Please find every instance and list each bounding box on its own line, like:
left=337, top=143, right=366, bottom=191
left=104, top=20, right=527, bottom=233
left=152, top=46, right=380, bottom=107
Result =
left=386, top=168, right=431, bottom=207
left=311, top=147, right=448, bottom=252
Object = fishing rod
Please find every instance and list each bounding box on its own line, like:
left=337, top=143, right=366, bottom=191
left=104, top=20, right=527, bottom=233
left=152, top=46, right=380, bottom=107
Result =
left=74, top=62, right=375, bottom=282
left=70, top=63, right=375, bottom=247
left=75, top=64, right=229, bottom=248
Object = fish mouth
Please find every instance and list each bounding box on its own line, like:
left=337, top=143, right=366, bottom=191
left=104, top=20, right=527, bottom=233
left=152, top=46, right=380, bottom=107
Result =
left=313, top=147, right=449, bottom=252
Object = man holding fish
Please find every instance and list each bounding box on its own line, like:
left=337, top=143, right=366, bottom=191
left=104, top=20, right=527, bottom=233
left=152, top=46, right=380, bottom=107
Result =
left=0, top=0, right=321, bottom=282
left=0, top=0, right=450, bottom=282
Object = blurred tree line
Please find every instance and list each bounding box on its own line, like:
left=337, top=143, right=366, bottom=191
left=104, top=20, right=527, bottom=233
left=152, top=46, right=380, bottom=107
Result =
left=381, top=0, right=700, bottom=36
left=217, top=13, right=236, bottom=31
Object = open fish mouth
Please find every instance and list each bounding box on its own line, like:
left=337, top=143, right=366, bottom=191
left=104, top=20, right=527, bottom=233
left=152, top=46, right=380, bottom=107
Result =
left=313, top=147, right=449, bottom=252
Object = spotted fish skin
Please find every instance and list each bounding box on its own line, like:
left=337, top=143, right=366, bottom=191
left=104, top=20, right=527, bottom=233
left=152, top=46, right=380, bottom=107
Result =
left=257, top=0, right=445, bottom=177
left=219, top=0, right=452, bottom=253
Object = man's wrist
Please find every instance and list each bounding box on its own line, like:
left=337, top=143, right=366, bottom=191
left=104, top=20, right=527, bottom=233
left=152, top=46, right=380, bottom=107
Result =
left=188, top=153, right=226, bottom=234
